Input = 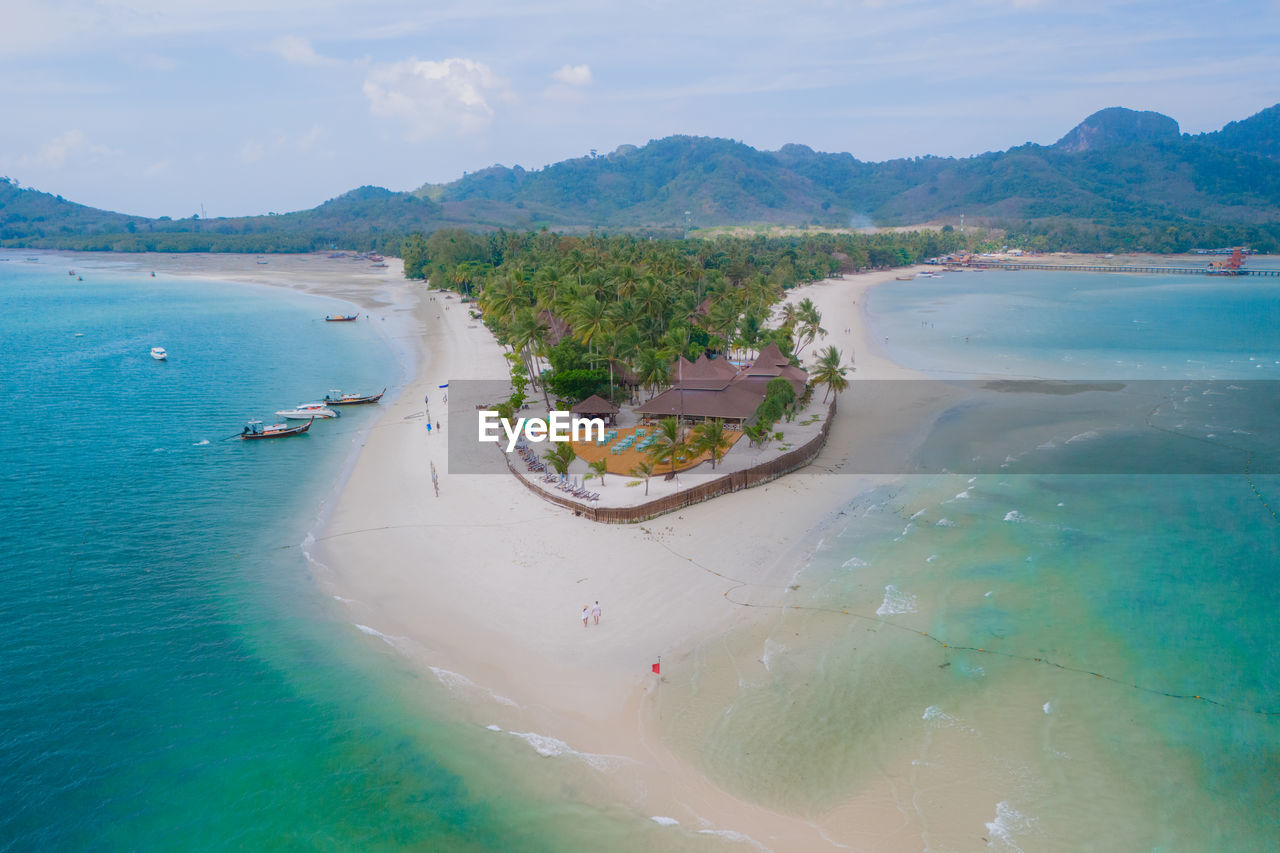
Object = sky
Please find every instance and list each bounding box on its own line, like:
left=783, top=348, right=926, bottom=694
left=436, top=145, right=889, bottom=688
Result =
left=2, top=0, right=1278, bottom=219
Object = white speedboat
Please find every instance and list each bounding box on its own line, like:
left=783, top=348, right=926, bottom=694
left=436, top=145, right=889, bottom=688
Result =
left=275, top=403, right=339, bottom=420
left=150, top=347, right=168, bottom=361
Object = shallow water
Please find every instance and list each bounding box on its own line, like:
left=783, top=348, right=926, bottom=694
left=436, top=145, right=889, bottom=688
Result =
left=659, top=270, right=1280, bottom=850
left=0, top=256, right=712, bottom=852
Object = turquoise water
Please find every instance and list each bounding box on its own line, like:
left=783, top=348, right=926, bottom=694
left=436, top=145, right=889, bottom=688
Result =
left=661, top=271, right=1280, bottom=850
left=0, top=258, right=680, bottom=852
left=867, top=269, right=1280, bottom=380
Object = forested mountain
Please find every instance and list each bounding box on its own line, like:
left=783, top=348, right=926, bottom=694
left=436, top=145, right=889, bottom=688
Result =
left=3, top=104, right=1279, bottom=253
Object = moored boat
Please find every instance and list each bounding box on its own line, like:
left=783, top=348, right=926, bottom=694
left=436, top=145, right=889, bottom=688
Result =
left=323, top=387, right=385, bottom=405
left=276, top=403, right=339, bottom=420
left=240, top=419, right=312, bottom=439
left=150, top=347, right=168, bottom=360
left=325, top=314, right=359, bottom=322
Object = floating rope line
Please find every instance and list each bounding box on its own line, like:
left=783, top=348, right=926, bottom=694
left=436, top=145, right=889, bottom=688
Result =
left=641, top=530, right=1280, bottom=718
left=1144, top=392, right=1280, bottom=528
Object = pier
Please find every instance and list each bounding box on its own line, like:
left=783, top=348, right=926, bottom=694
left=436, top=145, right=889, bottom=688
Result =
left=961, top=261, right=1279, bottom=277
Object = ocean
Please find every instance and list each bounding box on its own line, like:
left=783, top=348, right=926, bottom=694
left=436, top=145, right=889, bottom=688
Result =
left=657, top=268, right=1280, bottom=850
left=5, top=255, right=1277, bottom=851
left=0, top=256, right=680, bottom=852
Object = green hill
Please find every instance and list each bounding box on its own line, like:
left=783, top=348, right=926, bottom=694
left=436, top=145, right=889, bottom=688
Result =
left=4, top=103, right=1280, bottom=253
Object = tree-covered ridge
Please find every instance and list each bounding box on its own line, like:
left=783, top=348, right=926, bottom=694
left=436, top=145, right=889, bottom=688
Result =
left=1196, top=104, right=1280, bottom=162
left=0, top=179, right=421, bottom=254
left=4, top=103, right=1280, bottom=254
left=403, top=228, right=962, bottom=408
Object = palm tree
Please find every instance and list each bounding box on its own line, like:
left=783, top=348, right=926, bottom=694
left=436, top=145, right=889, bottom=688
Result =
left=690, top=419, right=731, bottom=469
left=629, top=459, right=655, bottom=496
left=564, top=247, right=590, bottom=288
left=509, top=309, right=552, bottom=409
left=812, top=345, right=850, bottom=402
left=737, top=310, right=764, bottom=359
left=646, top=417, right=688, bottom=478
left=794, top=298, right=827, bottom=358
left=569, top=297, right=610, bottom=353
left=742, top=421, right=770, bottom=448
left=588, top=458, right=608, bottom=486
left=635, top=347, right=672, bottom=398
left=481, top=270, right=526, bottom=323
left=776, top=301, right=798, bottom=330
left=544, top=442, right=576, bottom=476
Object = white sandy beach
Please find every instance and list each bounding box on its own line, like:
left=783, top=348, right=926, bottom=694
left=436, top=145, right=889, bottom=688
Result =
left=307, top=261, right=964, bottom=849
left=75, top=251, right=959, bottom=849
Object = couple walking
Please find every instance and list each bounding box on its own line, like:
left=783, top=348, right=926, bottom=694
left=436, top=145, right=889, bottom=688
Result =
left=581, top=601, right=601, bottom=627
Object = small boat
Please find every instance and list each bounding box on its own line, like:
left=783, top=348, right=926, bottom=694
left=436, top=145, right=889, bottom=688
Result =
left=325, top=314, right=359, bottom=322
left=371, top=262, right=388, bottom=269
left=276, top=403, right=339, bottom=420
left=895, top=273, right=916, bottom=281
left=240, top=419, right=312, bottom=440
left=150, top=347, right=168, bottom=361
left=323, top=388, right=385, bottom=406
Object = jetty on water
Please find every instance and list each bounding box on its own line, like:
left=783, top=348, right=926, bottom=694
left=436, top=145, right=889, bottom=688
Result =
left=961, top=260, right=1278, bottom=277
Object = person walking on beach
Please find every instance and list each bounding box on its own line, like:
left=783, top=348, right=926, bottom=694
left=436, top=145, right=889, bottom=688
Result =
left=591, top=601, right=601, bottom=625
left=581, top=605, right=590, bottom=627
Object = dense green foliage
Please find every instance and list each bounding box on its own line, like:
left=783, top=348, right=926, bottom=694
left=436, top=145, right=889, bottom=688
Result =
left=422, top=230, right=933, bottom=410
left=545, top=368, right=610, bottom=403
left=4, top=103, right=1280, bottom=254
left=754, top=377, right=798, bottom=427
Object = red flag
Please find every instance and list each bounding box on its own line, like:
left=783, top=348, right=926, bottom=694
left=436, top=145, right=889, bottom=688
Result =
left=651, top=661, right=660, bottom=675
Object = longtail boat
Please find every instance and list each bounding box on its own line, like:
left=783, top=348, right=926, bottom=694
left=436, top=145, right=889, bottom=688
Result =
left=325, top=314, right=359, bottom=322
left=240, top=419, right=312, bottom=440
left=323, top=388, right=385, bottom=406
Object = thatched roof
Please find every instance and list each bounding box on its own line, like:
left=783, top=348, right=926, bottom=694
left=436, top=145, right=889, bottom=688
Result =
left=669, top=354, right=739, bottom=391
left=636, top=385, right=764, bottom=421
left=570, top=394, right=619, bottom=415
left=744, top=342, right=792, bottom=376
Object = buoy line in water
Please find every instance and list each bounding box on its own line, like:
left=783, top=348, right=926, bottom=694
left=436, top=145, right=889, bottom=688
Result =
left=1143, top=395, right=1280, bottom=528
left=641, top=531, right=1280, bottom=718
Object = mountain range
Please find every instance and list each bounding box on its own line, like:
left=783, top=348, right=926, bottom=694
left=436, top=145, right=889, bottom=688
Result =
left=3, top=104, right=1279, bottom=253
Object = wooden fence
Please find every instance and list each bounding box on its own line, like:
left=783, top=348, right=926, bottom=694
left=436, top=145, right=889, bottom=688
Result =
left=505, top=399, right=837, bottom=523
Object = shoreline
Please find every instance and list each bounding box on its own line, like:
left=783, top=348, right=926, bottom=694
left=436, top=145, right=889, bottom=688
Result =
left=18, top=250, right=954, bottom=848
left=14, top=249, right=1276, bottom=849
left=303, top=260, right=955, bottom=848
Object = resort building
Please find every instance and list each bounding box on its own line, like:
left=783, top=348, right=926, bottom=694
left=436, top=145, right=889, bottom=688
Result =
left=635, top=344, right=808, bottom=424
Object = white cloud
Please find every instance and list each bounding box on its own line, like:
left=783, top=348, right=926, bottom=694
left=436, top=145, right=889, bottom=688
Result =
left=145, top=159, right=173, bottom=177
left=363, top=57, right=513, bottom=138
left=297, top=125, right=324, bottom=152
left=241, top=140, right=264, bottom=162
left=22, top=129, right=117, bottom=169
left=266, top=34, right=340, bottom=67
left=551, top=64, right=592, bottom=86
